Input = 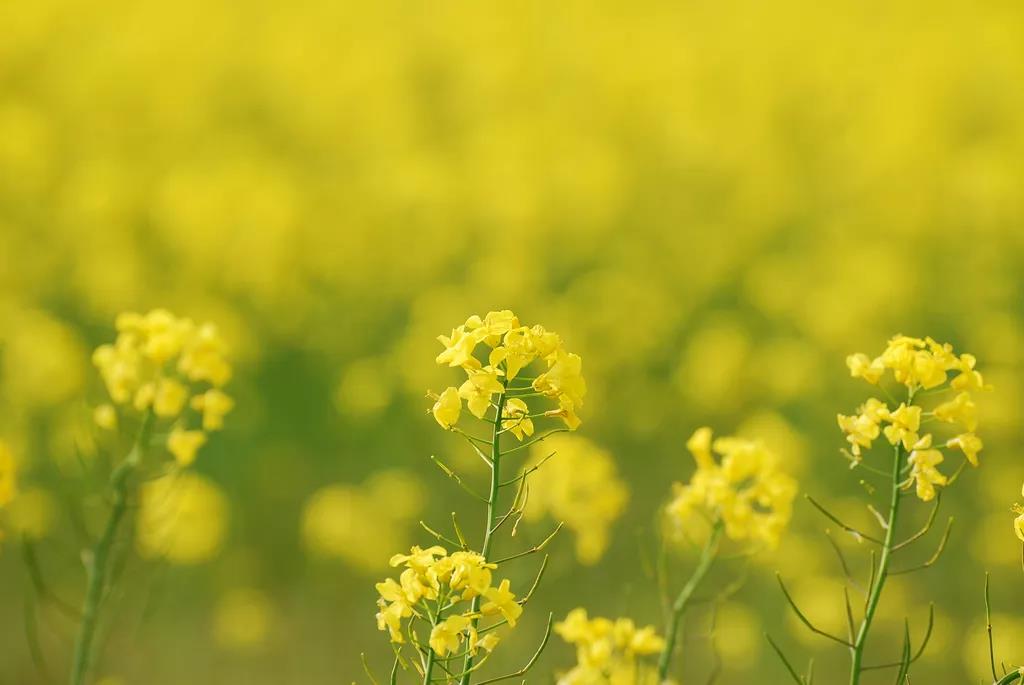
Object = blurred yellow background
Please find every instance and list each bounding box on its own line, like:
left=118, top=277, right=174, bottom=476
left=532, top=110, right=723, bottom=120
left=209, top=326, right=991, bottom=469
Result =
left=1, top=0, right=1023, bottom=682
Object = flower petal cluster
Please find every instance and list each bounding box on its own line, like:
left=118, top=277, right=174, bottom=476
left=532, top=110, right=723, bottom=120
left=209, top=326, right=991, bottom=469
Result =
left=1013, top=483, right=1024, bottom=543
left=375, top=545, right=519, bottom=657
left=136, top=472, right=228, bottom=564
left=430, top=310, right=586, bottom=434
left=839, top=336, right=989, bottom=501
left=92, top=309, right=234, bottom=466
left=523, top=435, right=628, bottom=564
left=554, top=608, right=665, bottom=685
left=666, top=428, right=797, bottom=549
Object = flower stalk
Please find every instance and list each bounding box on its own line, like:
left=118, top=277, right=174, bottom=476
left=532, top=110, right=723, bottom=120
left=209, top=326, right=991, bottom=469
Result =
left=70, top=410, right=154, bottom=685
left=656, top=519, right=723, bottom=681
left=458, top=378, right=507, bottom=685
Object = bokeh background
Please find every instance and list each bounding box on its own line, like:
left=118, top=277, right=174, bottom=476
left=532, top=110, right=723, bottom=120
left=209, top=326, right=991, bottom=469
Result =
left=2, top=0, right=1024, bottom=682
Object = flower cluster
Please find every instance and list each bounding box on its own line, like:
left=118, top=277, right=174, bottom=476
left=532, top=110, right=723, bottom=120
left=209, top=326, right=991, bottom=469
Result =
left=523, top=435, right=628, bottom=564
left=92, top=309, right=234, bottom=467
left=375, top=545, right=522, bottom=658
left=666, top=428, right=797, bottom=549
left=553, top=608, right=665, bottom=685
left=838, top=335, right=988, bottom=501
left=430, top=310, right=586, bottom=434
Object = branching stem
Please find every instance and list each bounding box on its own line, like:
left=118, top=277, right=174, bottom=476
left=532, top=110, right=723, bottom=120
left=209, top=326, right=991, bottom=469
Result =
left=657, top=520, right=723, bottom=681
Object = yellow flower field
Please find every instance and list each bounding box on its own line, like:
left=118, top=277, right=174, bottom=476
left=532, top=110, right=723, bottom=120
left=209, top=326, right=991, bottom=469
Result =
left=1, top=1, right=1024, bottom=683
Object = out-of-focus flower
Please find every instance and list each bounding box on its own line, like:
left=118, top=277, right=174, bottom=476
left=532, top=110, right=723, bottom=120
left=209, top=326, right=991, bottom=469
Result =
left=136, top=472, right=228, bottom=564
left=6, top=487, right=58, bottom=540
left=0, top=441, right=16, bottom=509
left=666, top=427, right=797, bottom=549
left=93, top=309, right=233, bottom=467
left=301, top=470, right=425, bottom=572
left=213, top=588, right=273, bottom=650
left=523, top=435, right=628, bottom=564
left=554, top=608, right=664, bottom=685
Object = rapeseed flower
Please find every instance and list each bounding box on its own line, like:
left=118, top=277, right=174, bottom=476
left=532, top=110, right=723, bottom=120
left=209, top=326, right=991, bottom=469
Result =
left=374, top=545, right=519, bottom=658
left=430, top=310, right=586, bottom=435
left=554, top=608, right=665, bottom=685
left=839, top=335, right=989, bottom=501
left=93, top=309, right=233, bottom=468
left=666, top=427, right=797, bottom=549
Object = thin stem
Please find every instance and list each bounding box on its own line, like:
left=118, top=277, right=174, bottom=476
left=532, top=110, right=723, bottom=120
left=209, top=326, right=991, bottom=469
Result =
left=70, top=411, right=154, bottom=685
left=459, top=379, right=508, bottom=685
left=848, top=440, right=905, bottom=685
left=657, top=521, right=723, bottom=681
left=987, top=573, right=998, bottom=682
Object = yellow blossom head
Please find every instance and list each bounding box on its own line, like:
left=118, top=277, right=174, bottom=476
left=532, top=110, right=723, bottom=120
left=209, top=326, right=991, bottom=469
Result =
left=136, top=472, right=228, bottom=564
left=839, top=336, right=989, bottom=502
left=554, top=608, right=665, bottom=684
left=430, top=310, right=586, bottom=435
left=374, top=544, right=518, bottom=658
left=666, top=427, right=797, bottom=549
left=93, top=309, right=234, bottom=468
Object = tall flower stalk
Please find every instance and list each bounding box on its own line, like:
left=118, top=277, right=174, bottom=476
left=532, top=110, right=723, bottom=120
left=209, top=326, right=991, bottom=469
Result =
left=69, top=309, right=234, bottom=685
left=655, top=427, right=796, bottom=681
left=771, top=335, right=988, bottom=685
left=373, top=310, right=586, bottom=685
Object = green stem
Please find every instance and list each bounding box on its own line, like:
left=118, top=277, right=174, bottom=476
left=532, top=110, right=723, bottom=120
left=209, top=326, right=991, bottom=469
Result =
left=657, top=520, right=724, bottom=681
left=69, top=412, right=153, bottom=685
left=459, top=381, right=507, bottom=685
left=848, top=441, right=904, bottom=684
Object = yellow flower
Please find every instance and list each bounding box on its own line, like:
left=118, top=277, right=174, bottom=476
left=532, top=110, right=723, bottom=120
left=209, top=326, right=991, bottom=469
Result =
left=837, top=399, right=887, bottom=457
left=136, top=472, right=228, bottom=564
left=946, top=432, right=983, bottom=467
left=178, top=323, right=232, bottom=387
left=533, top=349, right=587, bottom=409
left=501, top=398, right=534, bottom=441
left=686, top=426, right=715, bottom=471
left=882, top=403, right=921, bottom=450
left=667, top=428, right=797, bottom=549
left=933, top=391, right=978, bottom=431
left=153, top=378, right=189, bottom=417
left=523, top=435, right=629, bottom=564
left=93, top=403, right=118, bottom=431
left=846, top=353, right=884, bottom=384
left=458, top=366, right=503, bottom=419
left=436, top=326, right=480, bottom=369
left=376, top=597, right=411, bottom=643
left=467, top=310, right=520, bottom=347
left=906, top=435, right=947, bottom=502
left=1014, top=502, right=1024, bottom=543
left=447, top=551, right=495, bottom=598
left=429, top=614, right=471, bottom=656
left=213, top=588, right=272, bottom=650
left=167, top=427, right=207, bottom=466
left=431, top=386, right=461, bottom=429
left=191, top=389, right=235, bottom=430
left=0, top=442, right=18, bottom=508
left=481, top=579, right=522, bottom=626
left=431, top=312, right=585, bottom=431
left=389, top=545, right=447, bottom=571
left=554, top=608, right=665, bottom=684
left=468, top=628, right=500, bottom=654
